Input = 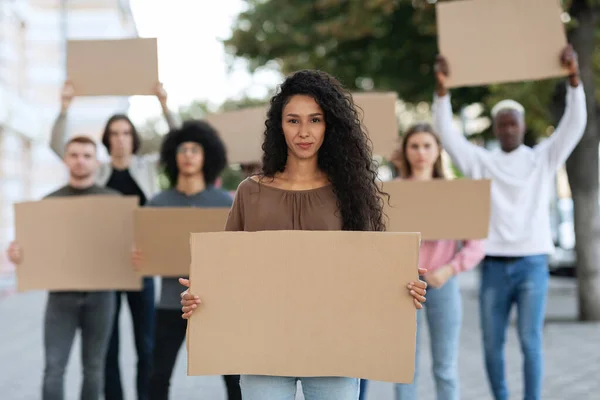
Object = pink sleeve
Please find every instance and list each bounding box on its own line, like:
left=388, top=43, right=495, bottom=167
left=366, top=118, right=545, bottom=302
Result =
left=449, top=240, right=485, bottom=274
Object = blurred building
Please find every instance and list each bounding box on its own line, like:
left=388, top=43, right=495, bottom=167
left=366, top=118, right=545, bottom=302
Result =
left=0, top=0, right=138, bottom=292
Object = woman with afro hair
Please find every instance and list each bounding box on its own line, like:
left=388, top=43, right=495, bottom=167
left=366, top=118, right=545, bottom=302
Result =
left=179, top=70, right=428, bottom=399
left=133, top=120, right=241, bottom=400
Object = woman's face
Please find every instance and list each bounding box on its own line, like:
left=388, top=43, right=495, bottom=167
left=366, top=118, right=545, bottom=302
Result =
left=176, top=141, right=204, bottom=178
left=107, top=119, right=134, bottom=157
left=281, top=95, right=326, bottom=162
left=404, top=131, right=440, bottom=172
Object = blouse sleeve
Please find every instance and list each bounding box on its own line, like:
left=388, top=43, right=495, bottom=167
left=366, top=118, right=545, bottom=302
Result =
left=225, top=181, right=246, bottom=232
left=448, top=239, right=485, bottom=274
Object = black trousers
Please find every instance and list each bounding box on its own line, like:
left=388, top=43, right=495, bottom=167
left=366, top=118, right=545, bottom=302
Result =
left=148, top=309, right=241, bottom=400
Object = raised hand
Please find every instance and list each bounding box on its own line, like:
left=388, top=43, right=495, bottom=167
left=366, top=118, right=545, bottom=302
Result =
left=434, top=54, right=449, bottom=96
left=560, top=44, right=579, bottom=75
left=61, top=80, right=75, bottom=112
left=154, top=82, right=168, bottom=107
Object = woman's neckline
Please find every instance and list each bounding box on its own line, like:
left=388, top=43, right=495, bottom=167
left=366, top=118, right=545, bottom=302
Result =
left=247, top=176, right=332, bottom=193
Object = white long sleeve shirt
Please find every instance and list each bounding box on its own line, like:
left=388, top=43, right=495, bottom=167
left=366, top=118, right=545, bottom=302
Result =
left=432, top=84, right=587, bottom=256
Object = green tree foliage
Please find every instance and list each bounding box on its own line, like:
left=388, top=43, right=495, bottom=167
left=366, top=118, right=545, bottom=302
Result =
left=226, top=0, right=487, bottom=114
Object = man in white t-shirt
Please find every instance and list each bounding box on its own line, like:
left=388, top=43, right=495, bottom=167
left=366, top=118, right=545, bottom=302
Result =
left=431, top=44, right=586, bottom=400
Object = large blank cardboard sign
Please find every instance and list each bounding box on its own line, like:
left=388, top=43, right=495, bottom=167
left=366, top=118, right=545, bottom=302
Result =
left=133, top=208, right=231, bottom=277
left=14, top=196, right=141, bottom=292
left=204, top=92, right=398, bottom=164
left=67, top=38, right=158, bottom=96
left=383, top=179, right=491, bottom=240
left=187, top=230, right=420, bottom=383
left=436, top=0, right=568, bottom=88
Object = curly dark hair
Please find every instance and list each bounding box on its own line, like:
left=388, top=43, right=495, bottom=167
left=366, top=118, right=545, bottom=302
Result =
left=261, top=70, right=388, bottom=231
left=160, top=120, right=227, bottom=187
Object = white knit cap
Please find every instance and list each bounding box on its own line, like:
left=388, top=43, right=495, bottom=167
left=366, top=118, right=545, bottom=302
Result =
left=491, top=99, right=525, bottom=118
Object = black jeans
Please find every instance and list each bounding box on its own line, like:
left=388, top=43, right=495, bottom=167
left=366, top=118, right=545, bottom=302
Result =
left=149, top=309, right=241, bottom=400
left=104, top=277, right=156, bottom=400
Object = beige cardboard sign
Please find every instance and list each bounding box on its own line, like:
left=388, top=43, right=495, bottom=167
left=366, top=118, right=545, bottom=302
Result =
left=382, top=179, right=491, bottom=240
left=187, top=230, right=420, bottom=383
left=204, top=106, right=267, bottom=165
left=67, top=38, right=159, bottom=96
left=436, top=0, right=568, bottom=88
left=14, top=196, right=141, bottom=292
left=354, top=92, right=399, bottom=158
left=133, top=207, right=231, bottom=277
left=205, top=92, right=398, bottom=164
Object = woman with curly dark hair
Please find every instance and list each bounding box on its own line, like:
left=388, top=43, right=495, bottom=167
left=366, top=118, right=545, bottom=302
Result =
left=179, top=70, right=428, bottom=399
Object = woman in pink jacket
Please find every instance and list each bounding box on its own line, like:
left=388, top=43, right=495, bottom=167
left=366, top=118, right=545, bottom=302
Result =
left=393, top=123, right=485, bottom=400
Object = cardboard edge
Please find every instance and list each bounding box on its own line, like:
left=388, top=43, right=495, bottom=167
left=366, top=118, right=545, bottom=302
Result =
left=446, top=69, right=570, bottom=89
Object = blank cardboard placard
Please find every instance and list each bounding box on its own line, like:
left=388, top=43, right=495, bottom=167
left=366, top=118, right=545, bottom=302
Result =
left=204, top=106, right=267, bottom=165
left=187, top=230, right=420, bottom=383
left=383, top=179, right=491, bottom=240
left=354, top=92, right=399, bottom=158
left=67, top=38, right=158, bottom=96
left=204, top=92, right=398, bottom=163
left=436, top=0, right=567, bottom=88
left=15, top=196, right=141, bottom=292
left=134, top=207, right=231, bottom=277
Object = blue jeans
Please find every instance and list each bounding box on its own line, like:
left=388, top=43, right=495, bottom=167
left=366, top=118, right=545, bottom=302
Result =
left=105, top=277, right=155, bottom=400
left=359, top=379, right=368, bottom=400
left=43, top=291, right=115, bottom=400
left=479, top=255, right=549, bottom=400
left=240, top=375, right=359, bottom=400
left=395, top=275, right=462, bottom=400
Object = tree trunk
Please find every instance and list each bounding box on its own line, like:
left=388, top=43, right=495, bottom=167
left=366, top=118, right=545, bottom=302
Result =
left=564, top=0, right=600, bottom=321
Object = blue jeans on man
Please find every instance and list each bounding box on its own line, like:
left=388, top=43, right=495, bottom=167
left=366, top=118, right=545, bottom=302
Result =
left=104, top=277, right=155, bottom=400
left=479, top=255, right=549, bottom=400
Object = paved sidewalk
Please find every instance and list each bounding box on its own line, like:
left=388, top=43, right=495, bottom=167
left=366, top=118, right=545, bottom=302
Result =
left=0, top=271, right=598, bottom=399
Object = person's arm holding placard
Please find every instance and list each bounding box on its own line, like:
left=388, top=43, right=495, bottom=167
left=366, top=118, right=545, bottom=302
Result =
left=433, top=44, right=586, bottom=178
left=49, top=81, right=75, bottom=159
left=431, top=58, right=488, bottom=178
left=137, top=82, right=182, bottom=156
left=532, top=45, right=587, bottom=170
